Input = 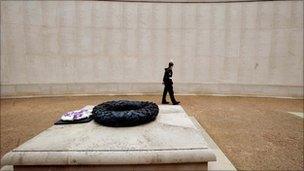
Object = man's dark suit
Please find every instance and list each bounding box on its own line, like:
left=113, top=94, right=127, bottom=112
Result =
left=162, top=67, right=177, bottom=103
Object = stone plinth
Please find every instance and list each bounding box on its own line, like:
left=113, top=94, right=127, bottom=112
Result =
left=1, top=105, right=216, bottom=171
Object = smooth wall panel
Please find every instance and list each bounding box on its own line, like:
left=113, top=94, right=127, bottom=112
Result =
left=0, top=1, right=303, bottom=97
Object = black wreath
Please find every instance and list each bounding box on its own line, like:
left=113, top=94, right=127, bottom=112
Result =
left=92, top=100, right=159, bottom=127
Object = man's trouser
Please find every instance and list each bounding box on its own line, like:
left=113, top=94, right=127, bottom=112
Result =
left=162, top=84, right=177, bottom=103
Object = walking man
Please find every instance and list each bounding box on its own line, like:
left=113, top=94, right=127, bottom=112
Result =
left=162, top=62, right=180, bottom=105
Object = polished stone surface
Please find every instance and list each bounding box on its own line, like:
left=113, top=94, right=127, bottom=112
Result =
left=1, top=105, right=216, bottom=166
left=158, top=105, right=186, bottom=114
left=190, top=117, right=236, bottom=170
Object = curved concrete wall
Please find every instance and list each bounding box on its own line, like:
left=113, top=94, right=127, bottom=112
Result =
left=1, top=1, right=303, bottom=97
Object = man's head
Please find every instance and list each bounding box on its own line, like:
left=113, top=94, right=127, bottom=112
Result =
left=168, top=62, right=174, bottom=69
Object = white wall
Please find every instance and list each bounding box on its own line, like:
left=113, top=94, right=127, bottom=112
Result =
left=1, top=1, right=303, bottom=97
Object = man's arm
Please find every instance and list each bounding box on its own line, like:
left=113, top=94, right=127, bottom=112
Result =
left=163, top=69, right=169, bottom=84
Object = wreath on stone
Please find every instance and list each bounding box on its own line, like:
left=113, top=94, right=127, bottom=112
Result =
left=92, top=100, right=159, bottom=127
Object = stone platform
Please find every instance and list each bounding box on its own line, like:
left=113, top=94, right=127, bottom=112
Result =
left=1, top=105, right=216, bottom=171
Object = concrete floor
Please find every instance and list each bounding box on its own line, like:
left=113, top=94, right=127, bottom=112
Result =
left=1, top=95, right=303, bottom=170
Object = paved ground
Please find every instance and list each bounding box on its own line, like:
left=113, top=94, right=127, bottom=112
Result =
left=1, top=95, right=303, bottom=170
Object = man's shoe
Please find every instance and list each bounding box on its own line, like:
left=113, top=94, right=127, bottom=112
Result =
left=162, top=101, right=169, bottom=104
left=172, top=101, right=180, bottom=105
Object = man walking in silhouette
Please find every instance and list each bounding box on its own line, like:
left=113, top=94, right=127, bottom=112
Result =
left=162, top=62, right=180, bottom=105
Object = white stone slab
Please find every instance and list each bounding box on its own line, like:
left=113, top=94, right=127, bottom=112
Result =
left=1, top=105, right=216, bottom=166
left=158, top=105, right=187, bottom=115
left=0, top=166, right=13, bottom=171
left=287, top=111, right=304, bottom=118
left=190, top=117, right=236, bottom=171
left=157, top=114, right=196, bottom=128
